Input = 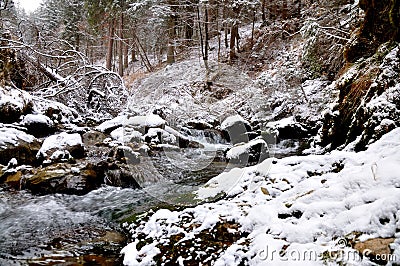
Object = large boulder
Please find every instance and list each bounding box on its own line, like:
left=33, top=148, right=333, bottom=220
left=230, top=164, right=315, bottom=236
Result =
left=226, top=138, right=270, bottom=166
left=110, top=127, right=142, bottom=144
left=266, top=117, right=310, bottom=140
left=0, top=127, right=40, bottom=165
left=20, top=113, right=56, bottom=137
left=37, top=132, right=85, bottom=162
left=82, top=130, right=107, bottom=146
left=124, top=114, right=166, bottom=134
left=25, top=163, right=103, bottom=195
left=32, top=96, right=80, bottom=125
left=221, top=115, right=252, bottom=144
left=96, top=115, right=128, bottom=134
left=0, top=87, right=33, bottom=123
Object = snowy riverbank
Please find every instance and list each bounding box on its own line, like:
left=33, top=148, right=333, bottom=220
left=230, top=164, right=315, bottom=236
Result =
left=122, top=128, right=400, bottom=265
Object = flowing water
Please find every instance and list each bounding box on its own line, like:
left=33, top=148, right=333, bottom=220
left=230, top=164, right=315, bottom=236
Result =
left=0, top=138, right=230, bottom=265
left=0, top=125, right=306, bottom=265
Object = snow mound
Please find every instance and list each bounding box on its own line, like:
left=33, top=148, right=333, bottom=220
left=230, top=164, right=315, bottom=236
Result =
left=22, top=114, right=53, bottom=127
left=125, top=114, right=166, bottom=128
left=0, top=127, right=36, bottom=149
left=96, top=115, right=128, bottom=133
left=37, top=132, right=83, bottom=158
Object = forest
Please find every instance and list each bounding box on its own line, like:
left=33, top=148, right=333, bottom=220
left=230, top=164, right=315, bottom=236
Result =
left=0, top=0, right=400, bottom=265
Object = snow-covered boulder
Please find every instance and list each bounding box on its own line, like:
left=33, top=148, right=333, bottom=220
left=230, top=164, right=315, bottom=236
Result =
left=226, top=138, right=270, bottom=166
left=32, top=96, right=80, bottom=125
left=37, top=132, right=84, bottom=161
left=125, top=114, right=166, bottom=134
left=110, top=127, right=142, bottom=144
left=266, top=116, right=310, bottom=140
left=221, top=115, right=252, bottom=144
left=185, top=119, right=214, bottom=130
left=144, top=128, right=176, bottom=146
left=21, top=113, right=55, bottom=137
left=0, top=86, right=33, bottom=123
left=95, top=115, right=128, bottom=133
left=0, top=127, right=40, bottom=165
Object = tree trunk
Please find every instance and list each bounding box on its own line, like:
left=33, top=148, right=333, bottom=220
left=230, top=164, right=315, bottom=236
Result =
left=166, top=1, right=176, bottom=64
left=229, top=23, right=239, bottom=62
left=118, top=14, right=124, bottom=77
left=106, top=20, right=115, bottom=71
left=124, top=38, right=129, bottom=69
left=261, top=0, right=266, bottom=24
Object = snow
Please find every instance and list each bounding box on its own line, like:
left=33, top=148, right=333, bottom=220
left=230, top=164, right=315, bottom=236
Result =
left=122, top=128, right=400, bottom=265
left=37, top=132, right=83, bottom=158
left=96, top=115, right=128, bottom=132
left=22, top=114, right=53, bottom=126
left=125, top=114, right=166, bottom=128
left=0, top=86, right=32, bottom=112
left=0, top=127, right=36, bottom=149
left=221, top=115, right=249, bottom=130
left=110, top=127, right=143, bottom=143
left=226, top=138, right=267, bottom=160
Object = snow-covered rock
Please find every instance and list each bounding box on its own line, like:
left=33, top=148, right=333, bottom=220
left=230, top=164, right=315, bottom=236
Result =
left=110, top=127, right=142, bottom=144
left=125, top=114, right=166, bottom=133
left=37, top=132, right=84, bottom=161
left=0, top=127, right=40, bottom=165
left=0, top=86, right=33, bottom=123
left=21, top=113, right=55, bottom=137
left=221, top=115, right=252, bottom=145
left=226, top=138, right=270, bottom=166
left=96, top=115, right=128, bottom=133
left=266, top=116, right=310, bottom=140
left=144, top=128, right=176, bottom=145
left=32, top=96, right=80, bottom=124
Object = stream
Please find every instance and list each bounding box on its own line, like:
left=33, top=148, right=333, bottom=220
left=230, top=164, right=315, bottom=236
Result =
left=0, top=143, right=229, bottom=265
left=0, top=126, right=306, bottom=265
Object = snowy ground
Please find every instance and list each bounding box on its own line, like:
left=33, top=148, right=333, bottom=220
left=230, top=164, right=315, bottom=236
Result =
left=121, top=128, right=400, bottom=265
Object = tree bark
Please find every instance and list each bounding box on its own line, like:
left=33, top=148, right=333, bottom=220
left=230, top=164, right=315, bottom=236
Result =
left=229, top=23, right=239, bottom=62
left=118, top=14, right=124, bottom=77
left=106, top=20, right=115, bottom=71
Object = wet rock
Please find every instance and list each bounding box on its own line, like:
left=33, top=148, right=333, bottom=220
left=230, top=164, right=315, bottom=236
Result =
left=177, top=136, right=204, bottom=149
left=0, top=127, right=41, bottom=165
left=0, top=87, right=33, bottom=123
left=185, top=120, right=213, bottom=130
left=226, top=138, right=270, bottom=166
left=37, top=132, right=85, bottom=162
left=0, top=170, right=22, bottom=189
left=82, top=130, right=107, bottom=146
left=108, top=146, right=141, bottom=164
left=221, top=115, right=252, bottom=145
left=25, top=163, right=103, bottom=195
left=104, top=167, right=141, bottom=189
left=21, top=113, right=56, bottom=137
